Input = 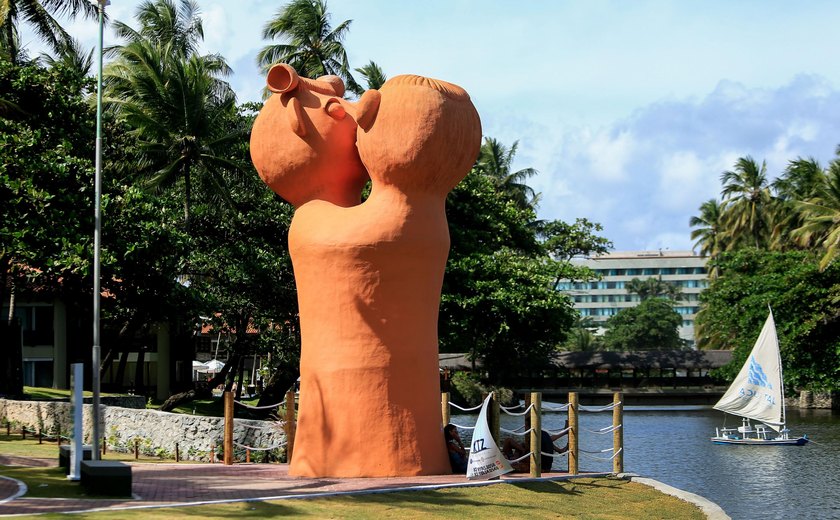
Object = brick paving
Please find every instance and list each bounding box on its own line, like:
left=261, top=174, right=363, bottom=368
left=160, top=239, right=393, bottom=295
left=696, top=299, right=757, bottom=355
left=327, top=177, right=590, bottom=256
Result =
left=0, top=457, right=591, bottom=516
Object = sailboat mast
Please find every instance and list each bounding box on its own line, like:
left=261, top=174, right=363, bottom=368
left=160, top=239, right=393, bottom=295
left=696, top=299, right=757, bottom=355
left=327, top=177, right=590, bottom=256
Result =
left=770, top=306, right=787, bottom=429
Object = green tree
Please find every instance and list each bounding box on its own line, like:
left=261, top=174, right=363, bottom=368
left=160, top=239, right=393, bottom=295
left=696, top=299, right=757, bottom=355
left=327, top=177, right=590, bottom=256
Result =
left=104, top=0, right=244, bottom=226
left=0, top=59, right=195, bottom=395
left=790, top=160, right=840, bottom=270
left=355, top=60, right=386, bottom=90
left=38, top=37, right=93, bottom=76
left=696, top=248, right=840, bottom=391
left=689, top=198, right=726, bottom=260
left=602, top=298, right=685, bottom=351
left=538, top=217, right=612, bottom=288
left=257, top=0, right=359, bottom=95
left=160, top=104, right=301, bottom=411
left=625, top=277, right=683, bottom=301
left=0, top=0, right=97, bottom=64
left=719, top=156, right=775, bottom=249
left=441, top=161, right=607, bottom=383
left=0, top=60, right=96, bottom=395
left=773, top=157, right=825, bottom=202
left=538, top=217, right=612, bottom=263
left=474, top=137, right=539, bottom=211
left=770, top=157, right=826, bottom=251
left=562, top=316, right=603, bottom=352
left=161, top=182, right=299, bottom=410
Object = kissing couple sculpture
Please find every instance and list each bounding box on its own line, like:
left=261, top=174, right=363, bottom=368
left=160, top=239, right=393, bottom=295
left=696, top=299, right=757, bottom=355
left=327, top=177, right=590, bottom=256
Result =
left=250, top=64, right=481, bottom=477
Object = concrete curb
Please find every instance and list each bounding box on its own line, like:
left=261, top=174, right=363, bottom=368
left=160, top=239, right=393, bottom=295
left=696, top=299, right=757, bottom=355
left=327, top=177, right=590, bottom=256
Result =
left=621, top=474, right=730, bottom=520
left=0, top=476, right=27, bottom=505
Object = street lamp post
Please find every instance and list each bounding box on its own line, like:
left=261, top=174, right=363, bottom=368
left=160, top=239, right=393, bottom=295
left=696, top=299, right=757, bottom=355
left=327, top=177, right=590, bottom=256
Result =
left=89, top=0, right=109, bottom=461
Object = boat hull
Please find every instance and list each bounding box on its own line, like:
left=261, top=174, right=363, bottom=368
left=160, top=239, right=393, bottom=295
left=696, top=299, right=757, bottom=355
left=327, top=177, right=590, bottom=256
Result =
left=711, top=437, right=808, bottom=446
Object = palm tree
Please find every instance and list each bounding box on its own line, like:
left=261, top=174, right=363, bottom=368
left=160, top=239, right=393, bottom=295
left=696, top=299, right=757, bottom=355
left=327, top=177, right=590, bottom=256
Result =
left=0, top=0, right=98, bottom=64
left=625, top=277, right=683, bottom=301
left=773, top=157, right=824, bottom=202
left=719, top=156, right=776, bottom=249
left=770, top=157, right=826, bottom=251
left=104, top=0, right=244, bottom=226
left=563, top=316, right=603, bottom=351
left=791, top=160, right=840, bottom=270
left=355, top=60, right=386, bottom=90
left=689, top=199, right=726, bottom=259
left=257, top=0, right=359, bottom=95
left=39, top=37, right=93, bottom=76
left=475, top=137, right=539, bottom=211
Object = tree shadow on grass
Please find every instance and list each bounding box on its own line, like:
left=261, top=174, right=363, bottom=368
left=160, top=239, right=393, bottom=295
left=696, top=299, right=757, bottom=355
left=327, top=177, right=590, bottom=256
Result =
left=508, top=477, right=630, bottom=496
left=151, top=489, right=540, bottom=519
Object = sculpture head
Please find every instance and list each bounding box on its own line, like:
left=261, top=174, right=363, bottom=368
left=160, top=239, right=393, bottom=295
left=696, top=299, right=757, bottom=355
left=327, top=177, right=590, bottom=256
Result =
left=354, top=75, right=482, bottom=195
left=250, top=64, right=368, bottom=208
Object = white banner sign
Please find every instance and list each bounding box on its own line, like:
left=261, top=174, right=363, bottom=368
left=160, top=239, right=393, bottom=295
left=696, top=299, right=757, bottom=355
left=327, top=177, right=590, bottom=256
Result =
left=466, top=394, right=513, bottom=480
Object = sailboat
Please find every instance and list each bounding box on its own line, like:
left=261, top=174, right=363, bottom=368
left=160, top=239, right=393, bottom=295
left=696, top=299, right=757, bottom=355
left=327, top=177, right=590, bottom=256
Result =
left=711, top=309, right=808, bottom=446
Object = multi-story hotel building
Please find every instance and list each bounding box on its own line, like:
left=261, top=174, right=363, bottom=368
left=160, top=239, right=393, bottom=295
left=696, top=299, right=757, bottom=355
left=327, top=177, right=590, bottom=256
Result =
left=557, top=250, right=709, bottom=346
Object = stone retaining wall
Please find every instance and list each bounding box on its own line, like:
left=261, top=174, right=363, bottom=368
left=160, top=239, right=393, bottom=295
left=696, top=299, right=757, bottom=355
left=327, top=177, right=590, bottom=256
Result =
left=795, top=391, right=838, bottom=409
left=0, top=399, right=285, bottom=461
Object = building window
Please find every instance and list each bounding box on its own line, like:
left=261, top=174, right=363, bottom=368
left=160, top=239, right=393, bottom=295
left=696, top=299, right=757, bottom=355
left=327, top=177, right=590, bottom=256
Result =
left=23, top=359, right=53, bottom=387
left=8, top=305, right=54, bottom=346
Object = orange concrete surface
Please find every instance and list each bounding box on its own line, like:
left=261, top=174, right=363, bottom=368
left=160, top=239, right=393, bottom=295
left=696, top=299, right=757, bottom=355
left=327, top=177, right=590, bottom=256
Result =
left=250, top=66, right=481, bottom=477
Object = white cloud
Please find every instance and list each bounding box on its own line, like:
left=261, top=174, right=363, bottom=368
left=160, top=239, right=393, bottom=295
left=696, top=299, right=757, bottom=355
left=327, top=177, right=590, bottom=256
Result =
left=656, top=151, right=711, bottom=212
left=584, top=130, right=637, bottom=182
left=529, top=75, right=840, bottom=250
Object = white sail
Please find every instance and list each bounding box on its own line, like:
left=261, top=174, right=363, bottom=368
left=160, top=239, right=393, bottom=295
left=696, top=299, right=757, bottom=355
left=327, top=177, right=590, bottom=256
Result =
left=713, top=311, right=785, bottom=430
left=466, top=394, right=513, bottom=480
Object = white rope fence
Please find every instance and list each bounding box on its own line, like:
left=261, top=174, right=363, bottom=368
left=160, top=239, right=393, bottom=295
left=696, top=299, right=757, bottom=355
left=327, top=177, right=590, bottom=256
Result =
left=499, top=403, right=533, bottom=416
left=500, top=426, right=534, bottom=436
left=579, top=402, right=621, bottom=413
left=542, top=403, right=570, bottom=412
left=580, top=447, right=622, bottom=462
left=233, top=399, right=285, bottom=410
left=220, top=389, right=298, bottom=465
left=234, top=420, right=284, bottom=432
left=545, top=426, right=571, bottom=436
left=540, top=450, right=569, bottom=458
left=508, top=452, right=532, bottom=463
left=582, top=424, right=622, bottom=435
left=443, top=390, right=625, bottom=476
left=233, top=440, right=286, bottom=451
left=449, top=402, right=483, bottom=412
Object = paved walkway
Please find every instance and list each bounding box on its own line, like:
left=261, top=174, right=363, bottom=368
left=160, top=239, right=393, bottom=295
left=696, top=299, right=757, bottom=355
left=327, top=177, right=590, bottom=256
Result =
left=0, top=457, right=601, bottom=516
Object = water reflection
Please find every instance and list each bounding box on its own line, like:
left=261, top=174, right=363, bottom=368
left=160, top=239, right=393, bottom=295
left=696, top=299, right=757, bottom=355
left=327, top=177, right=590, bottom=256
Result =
left=451, top=406, right=840, bottom=520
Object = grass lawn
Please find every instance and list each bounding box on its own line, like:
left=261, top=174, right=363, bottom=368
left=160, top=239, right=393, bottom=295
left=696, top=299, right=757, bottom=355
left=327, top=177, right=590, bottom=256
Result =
left=0, top=435, right=193, bottom=463
left=0, top=465, right=116, bottom=500
left=1, top=477, right=705, bottom=519
left=1, top=437, right=704, bottom=519
left=22, top=387, right=122, bottom=400
left=21, top=386, right=269, bottom=418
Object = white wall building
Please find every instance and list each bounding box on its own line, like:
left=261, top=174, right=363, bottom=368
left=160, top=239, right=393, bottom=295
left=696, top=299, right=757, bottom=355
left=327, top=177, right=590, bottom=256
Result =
left=557, top=250, right=709, bottom=346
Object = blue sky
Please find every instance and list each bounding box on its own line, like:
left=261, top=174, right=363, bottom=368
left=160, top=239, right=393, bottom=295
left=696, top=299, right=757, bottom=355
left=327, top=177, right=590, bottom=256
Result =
left=27, top=1, right=840, bottom=252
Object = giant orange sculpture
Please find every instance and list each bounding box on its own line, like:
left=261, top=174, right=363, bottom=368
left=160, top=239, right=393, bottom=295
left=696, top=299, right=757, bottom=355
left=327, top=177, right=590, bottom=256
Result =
left=250, top=65, right=481, bottom=477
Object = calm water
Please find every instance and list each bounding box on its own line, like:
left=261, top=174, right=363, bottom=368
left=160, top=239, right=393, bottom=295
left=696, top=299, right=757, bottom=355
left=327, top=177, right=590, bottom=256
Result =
left=453, top=406, right=840, bottom=520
